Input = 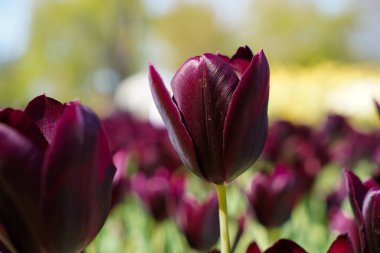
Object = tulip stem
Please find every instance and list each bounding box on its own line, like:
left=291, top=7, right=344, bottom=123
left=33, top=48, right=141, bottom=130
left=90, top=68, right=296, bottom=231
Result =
left=215, top=184, right=231, bottom=253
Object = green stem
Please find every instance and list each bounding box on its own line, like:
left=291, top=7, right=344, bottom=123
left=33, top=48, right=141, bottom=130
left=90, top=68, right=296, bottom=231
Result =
left=215, top=184, right=231, bottom=253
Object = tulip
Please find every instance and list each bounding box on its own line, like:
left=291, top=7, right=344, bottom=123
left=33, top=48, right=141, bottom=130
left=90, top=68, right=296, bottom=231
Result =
left=110, top=148, right=130, bottom=210
left=210, top=234, right=353, bottom=253
left=131, top=168, right=186, bottom=221
left=247, top=164, right=299, bottom=228
left=0, top=95, right=116, bottom=253
left=102, top=110, right=182, bottom=174
left=177, top=194, right=220, bottom=251
left=344, top=169, right=380, bottom=253
left=149, top=45, right=269, bottom=253
left=149, top=45, right=269, bottom=184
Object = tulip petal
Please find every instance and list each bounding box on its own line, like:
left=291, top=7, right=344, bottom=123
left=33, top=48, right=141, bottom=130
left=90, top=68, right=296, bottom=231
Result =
left=344, top=169, right=367, bottom=222
left=24, top=94, right=64, bottom=144
left=0, top=108, right=48, bottom=150
left=264, top=239, right=307, bottom=253
left=343, top=169, right=367, bottom=252
left=0, top=124, right=45, bottom=252
left=41, top=103, right=115, bottom=252
left=229, top=46, right=254, bottom=77
left=149, top=64, right=202, bottom=179
left=362, top=190, right=380, bottom=253
left=327, top=234, right=354, bottom=253
left=246, top=242, right=261, bottom=253
left=223, top=50, right=269, bottom=182
left=171, top=55, right=239, bottom=183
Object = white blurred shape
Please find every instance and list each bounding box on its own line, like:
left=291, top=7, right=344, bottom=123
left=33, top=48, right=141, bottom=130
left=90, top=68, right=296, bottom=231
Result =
left=114, top=71, right=173, bottom=126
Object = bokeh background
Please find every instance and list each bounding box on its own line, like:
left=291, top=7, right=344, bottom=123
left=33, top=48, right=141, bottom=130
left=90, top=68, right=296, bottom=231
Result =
left=1, top=1, right=380, bottom=252
left=1, top=0, right=379, bottom=125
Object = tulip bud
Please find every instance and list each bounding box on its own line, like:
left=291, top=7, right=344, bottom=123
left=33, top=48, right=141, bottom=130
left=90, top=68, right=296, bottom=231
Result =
left=177, top=194, right=220, bottom=250
left=247, top=164, right=299, bottom=227
left=0, top=95, right=116, bottom=253
left=149, top=46, right=269, bottom=184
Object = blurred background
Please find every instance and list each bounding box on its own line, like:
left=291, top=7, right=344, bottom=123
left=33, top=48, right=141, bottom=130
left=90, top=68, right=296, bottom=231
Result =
left=1, top=0, right=379, bottom=126
left=1, top=1, right=380, bottom=252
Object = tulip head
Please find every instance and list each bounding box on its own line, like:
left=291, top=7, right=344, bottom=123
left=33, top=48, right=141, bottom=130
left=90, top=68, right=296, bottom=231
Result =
left=177, top=194, right=220, bottom=250
left=0, top=95, right=116, bottom=253
left=149, top=46, right=269, bottom=184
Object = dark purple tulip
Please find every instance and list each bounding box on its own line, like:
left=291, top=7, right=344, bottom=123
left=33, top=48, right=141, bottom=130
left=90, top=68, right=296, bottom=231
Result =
left=211, top=235, right=353, bottom=253
left=327, top=234, right=355, bottom=253
left=247, top=164, right=299, bottom=227
left=0, top=95, right=116, bottom=253
left=149, top=46, right=270, bottom=184
left=131, top=168, right=185, bottom=221
left=344, top=169, right=380, bottom=253
left=102, top=110, right=182, bottom=174
left=177, top=194, right=220, bottom=250
left=362, top=190, right=380, bottom=253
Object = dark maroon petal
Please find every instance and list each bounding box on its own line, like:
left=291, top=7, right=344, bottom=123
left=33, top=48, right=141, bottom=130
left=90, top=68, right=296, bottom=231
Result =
left=328, top=208, right=361, bottom=253
left=149, top=64, right=202, bottom=179
left=223, top=50, right=270, bottom=182
left=362, top=190, right=380, bottom=253
left=343, top=169, right=367, bottom=252
left=0, top=124, right=45, bottom=252
left=327, top=234, right=354, bottom=253
left=246, top=242, right=261, bottom=253
left=344, top=169, right=367, bottom=223
left=171, top=54, right=239, bottom=183
left=0, top=108, right=48, bottom=150
left=264, top=239, right=307, bottom=253
left=230, top=46, right=254, bottom=78
left=24, top=94, right=64, bottom=144
left=41, top=103, right=116, bottom=252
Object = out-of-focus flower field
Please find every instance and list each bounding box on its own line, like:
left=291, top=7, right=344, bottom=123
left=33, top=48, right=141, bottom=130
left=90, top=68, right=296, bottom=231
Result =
left=1, top=1, right=380, bottom=252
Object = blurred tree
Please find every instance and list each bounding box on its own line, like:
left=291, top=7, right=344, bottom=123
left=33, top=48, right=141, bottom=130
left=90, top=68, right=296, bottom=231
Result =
left=243, top=0, right=357, bottom=65
left=151, top=4, right=230, bottom=68
left=0, top=0, right=146, bottom=109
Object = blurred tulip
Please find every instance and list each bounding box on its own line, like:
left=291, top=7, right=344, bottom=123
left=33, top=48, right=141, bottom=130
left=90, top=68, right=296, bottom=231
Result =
left=0, top=95, right=116, bottom=253
left=210, top=235, right=353, bottom=253
left=247, top=164, right=299, bottom=227
left=177, top=194, right=220, bottom=250
left=131, top=168, right=185, bottom=221
left=102, top=111, right=182, bottom=174
left=149, top=46, right=270, bottom=184
left=110, top=149, right=130, bottom=210
left=344, top=169, right=380, bottom=253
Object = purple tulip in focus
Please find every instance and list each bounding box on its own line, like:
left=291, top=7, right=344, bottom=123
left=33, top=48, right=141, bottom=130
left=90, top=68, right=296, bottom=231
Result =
left=149, top=46, right=270, bottom=184
left=0, top=95, right=116, bottom=253
left=131, top=168, right=185, bottom=221
left=177, top=194, right=220, bottom=250
left=247, top=164, right=299, bottom=227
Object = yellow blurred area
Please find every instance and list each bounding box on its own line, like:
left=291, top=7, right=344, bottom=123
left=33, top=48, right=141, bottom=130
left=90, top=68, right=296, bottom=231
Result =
left=269, top=62, right=380, bottom=126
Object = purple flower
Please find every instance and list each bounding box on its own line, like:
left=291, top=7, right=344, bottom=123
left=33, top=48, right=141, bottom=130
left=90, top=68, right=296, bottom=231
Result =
left=210, top=234, right=353, bottom=253
left=102, top=110, right=182, bottom=174
left=177, top=194, right=220, bottom=250
left=149, top=46, right=270, bottom=184
left=344, top=169, right=380, bottom=253
left=131, top=168, right=186, bottom=221
left=0, top=95, right=116, bottom=253
left=247, top=164, right=299, bottom=227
